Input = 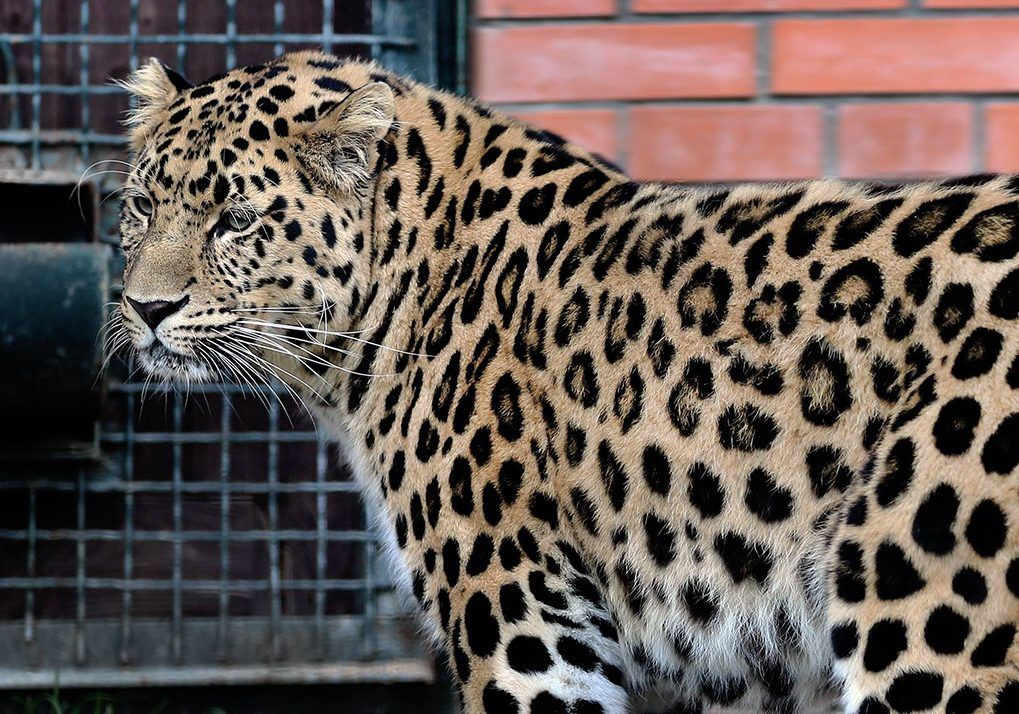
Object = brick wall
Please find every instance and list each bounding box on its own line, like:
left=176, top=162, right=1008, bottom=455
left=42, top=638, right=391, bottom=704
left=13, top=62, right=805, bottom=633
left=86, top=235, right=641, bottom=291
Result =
left=471, top=0, right=1019, bottom=183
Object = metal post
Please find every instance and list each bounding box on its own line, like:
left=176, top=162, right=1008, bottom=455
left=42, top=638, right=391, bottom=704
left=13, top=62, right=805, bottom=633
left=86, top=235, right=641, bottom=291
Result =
left=79, top=0, right=91, bottom=164
left=119, top=366, right=135, bottom=664
left=267, top=398, right=281, bottom=662
left=217, top=391, right=231, bottom=663
left=314, top=436, right=327, bottom=660
left=171, top=393, right=184, bottom=663
left=29, top=0, right=41, bottom=168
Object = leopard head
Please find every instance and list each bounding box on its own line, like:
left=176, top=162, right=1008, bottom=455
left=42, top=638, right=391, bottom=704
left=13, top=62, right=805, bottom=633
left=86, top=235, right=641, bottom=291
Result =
left=114, top=53, right=395, bottom=387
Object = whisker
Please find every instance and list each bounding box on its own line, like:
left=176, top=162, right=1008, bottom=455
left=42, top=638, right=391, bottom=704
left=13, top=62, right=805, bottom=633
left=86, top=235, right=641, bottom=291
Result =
left=233, top=325, right=358, bottom=359
left=221, top=341, right=305, bottom=425
left=230, top=326, right=395, bottom=378
left=138, top=370, right=156, bottom=418
left=221, top=332, right=328, bottom=402
left=230, top=306, right=326, bottom=316
left=194, top=340, right=273, bottom=417
left=213, top=333, right=301, bottom=404
left=76, top=160, right=146, bottom=216
left=95, top=335, right=131, bottom=387
left=99, top=185, right=135, bottom=208
left=233, top=329, right=338, bottom=381
left=241, top=171, right=280, bottom=189
left=218, top=333, right=328, bottom=404
left=237, top=319, right=425, bottom=357
left=206, top=337, right=275, bottom=412
left=74, top=157, right=167, bottom=222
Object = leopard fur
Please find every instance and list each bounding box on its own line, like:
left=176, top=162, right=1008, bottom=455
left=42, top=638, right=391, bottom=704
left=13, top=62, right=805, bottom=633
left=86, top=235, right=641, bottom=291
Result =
left=115, top=52, right=1019, bottom=713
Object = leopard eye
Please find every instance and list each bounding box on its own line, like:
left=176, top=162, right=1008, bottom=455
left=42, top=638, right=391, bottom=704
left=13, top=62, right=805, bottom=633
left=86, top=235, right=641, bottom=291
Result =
left=130, top=194, right=153, bottom=217
left=212, top=208, right=255, bottom=238
left=225, top=209, right=254, bottom=232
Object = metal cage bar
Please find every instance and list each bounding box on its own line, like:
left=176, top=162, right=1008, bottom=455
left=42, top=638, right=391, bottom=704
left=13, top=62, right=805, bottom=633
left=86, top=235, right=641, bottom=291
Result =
left=29, top=0, right=42, bottom=168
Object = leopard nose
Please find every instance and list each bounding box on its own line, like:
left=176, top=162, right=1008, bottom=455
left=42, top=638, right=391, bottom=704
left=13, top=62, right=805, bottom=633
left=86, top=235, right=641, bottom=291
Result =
left=125, top=294, right=190, bottom=330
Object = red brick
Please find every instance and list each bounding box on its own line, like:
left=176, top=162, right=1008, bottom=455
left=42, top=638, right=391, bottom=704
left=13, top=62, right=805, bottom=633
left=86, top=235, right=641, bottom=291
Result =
left=925, top=0, right=1019, bottom=7
left=629, top=105, right=823, bottom=182
left=472, top=24, right=755, bottom=103
left=475, top=0, right=616, bottom=17
left=511, top=108, right=620, bottom=161
left=634, top=0, right=902, bottom=11
left=838, top=103, right=973, bottom=178
left=774, top=19, right=1019, bottom=95
left=985, top=104, right=1019, bottom=172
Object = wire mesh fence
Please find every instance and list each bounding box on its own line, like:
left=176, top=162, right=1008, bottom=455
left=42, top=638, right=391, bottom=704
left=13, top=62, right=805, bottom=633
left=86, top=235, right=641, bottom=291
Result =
left=0, top=0, right=457, bottom=689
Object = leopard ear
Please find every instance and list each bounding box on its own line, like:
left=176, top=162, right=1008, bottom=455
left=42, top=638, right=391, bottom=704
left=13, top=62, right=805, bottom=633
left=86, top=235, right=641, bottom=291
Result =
left=117, top=58, right=193, bottom=149
left=294, top=81, right=396, bottom=196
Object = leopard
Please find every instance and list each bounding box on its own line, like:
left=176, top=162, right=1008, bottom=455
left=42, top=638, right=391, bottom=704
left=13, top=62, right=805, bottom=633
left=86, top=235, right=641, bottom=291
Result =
left=112, top=51, right=1019, bottom=713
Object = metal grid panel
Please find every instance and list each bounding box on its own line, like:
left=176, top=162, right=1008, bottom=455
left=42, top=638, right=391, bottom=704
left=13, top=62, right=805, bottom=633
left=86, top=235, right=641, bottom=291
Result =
left=0, top=0, right=414, bottom=167
left=0, top=0, right=436, bottom=688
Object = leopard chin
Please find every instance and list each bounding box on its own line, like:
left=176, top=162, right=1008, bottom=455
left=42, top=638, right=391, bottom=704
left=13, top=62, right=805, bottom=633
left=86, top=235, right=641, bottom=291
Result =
left=136, top=342, right=217, bottom=383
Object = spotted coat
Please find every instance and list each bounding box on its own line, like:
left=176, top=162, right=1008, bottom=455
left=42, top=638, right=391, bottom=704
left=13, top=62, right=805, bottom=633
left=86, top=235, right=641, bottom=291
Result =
left=116, top=52, right=1019, bottom=714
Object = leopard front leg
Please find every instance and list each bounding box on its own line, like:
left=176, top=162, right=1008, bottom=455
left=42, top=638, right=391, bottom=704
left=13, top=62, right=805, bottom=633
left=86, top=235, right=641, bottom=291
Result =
left=386, top=449, right=630, bottom=713
left=445, top=530, right=630, bottom=713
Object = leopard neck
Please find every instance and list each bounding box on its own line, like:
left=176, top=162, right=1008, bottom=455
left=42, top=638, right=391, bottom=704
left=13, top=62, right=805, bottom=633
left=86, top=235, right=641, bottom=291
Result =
left=330, top=78, right=635, bottom=440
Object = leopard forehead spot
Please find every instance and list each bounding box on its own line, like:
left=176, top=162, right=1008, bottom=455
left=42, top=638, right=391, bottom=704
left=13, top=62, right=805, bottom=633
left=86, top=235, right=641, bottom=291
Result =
left=116, top=51, right=1019, bottom=712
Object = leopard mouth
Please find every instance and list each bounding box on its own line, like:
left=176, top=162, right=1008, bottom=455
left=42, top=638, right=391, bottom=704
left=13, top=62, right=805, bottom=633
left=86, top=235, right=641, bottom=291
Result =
left=136, top=341, right=216, bottom=382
